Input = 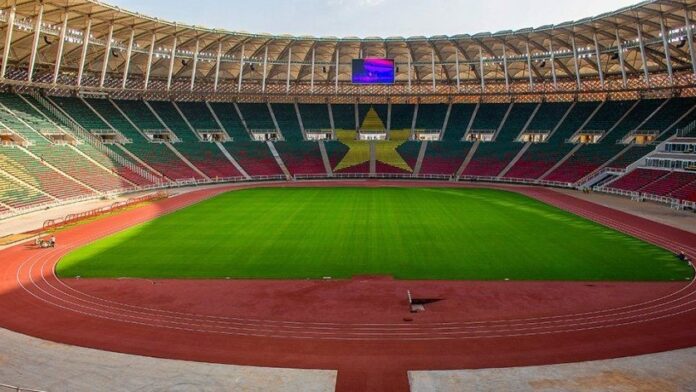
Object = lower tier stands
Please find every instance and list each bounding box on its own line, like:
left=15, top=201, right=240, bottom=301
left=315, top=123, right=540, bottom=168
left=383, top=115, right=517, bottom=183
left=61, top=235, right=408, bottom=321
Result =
left=504, top=143, right=575, bottom=179
left=221, top=142, right=283, bottom=176
left=605, top=168, right=670, bottom=192
left=544, top=144, right=627, bottom=183
left=173, top=142, right=242, bottom=179
left=274, top=142, right=326, bottom=175
left=463, top=142, right=523, bottom=177
left=420, top=142, right=472, bottom=175
left=0, top=173, right=53, bottom=210
left=0, top=147, right=93, bottom=199
left=323, top=141, right=350, bottom=170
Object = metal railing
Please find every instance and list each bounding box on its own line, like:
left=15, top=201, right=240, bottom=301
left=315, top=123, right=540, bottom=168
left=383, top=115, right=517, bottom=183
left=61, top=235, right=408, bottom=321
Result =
left=294, top=173, right=452, bottom=181
left=459, top=175, right=574, bottom=188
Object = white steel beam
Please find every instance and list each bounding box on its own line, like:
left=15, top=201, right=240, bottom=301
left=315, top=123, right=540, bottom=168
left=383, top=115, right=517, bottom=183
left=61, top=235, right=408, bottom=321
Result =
left=685, top=5, right=696, bottom=75
left=237, top=44, right=244, bottom=92
left=334, top=46, right=339, bottom=93
left=261, top=45, right=268, bottom=93
left=99, top=23, right=114, bottom=87
left=615, top=29, right=628, bottom=88
left=76, top=18, right=92, bottom=87
left=190, top=38, right=199, bottom=91
left=53, top=11, right=68, bottom=85
left=286, top=46, right=292, bottom=93
left=27, top=2, right=44, bottom=82
left=502, top=43, right=509, bottom=92
left=525, top=41, right=533, bottom=90
left=454, top=47, right=460, bottom=91
left=479, top=46, right=485, bottom=92
left=213, top=40, right=222, bottom=92
left=570, top=34, right=581, bottom=89
left=166, top=35, right=178, bottom=90
left=549, top=40, right=557, bottom=89
left=431, top=47, right=436, bottom=91
left=144, top=32, right=156, bottom=90
left=635, top=21, right=650, bottom=85
left=1, top=4, right=16, bottom=80
left=310, top=47, right=315, bottom=93
left=659, top=14, right=674, bottom=84
left=120, top=29, right=134, bottom=89
left=593, top=32, right=604, bottom=88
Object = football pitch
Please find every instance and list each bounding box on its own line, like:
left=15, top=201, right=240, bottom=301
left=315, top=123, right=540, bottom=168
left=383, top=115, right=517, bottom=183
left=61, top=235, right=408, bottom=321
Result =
left=56, top=187, right=693, bottom=281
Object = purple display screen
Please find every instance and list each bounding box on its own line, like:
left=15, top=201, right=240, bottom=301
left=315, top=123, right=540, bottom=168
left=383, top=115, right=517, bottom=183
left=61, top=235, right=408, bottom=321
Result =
left=351, top=58, right=395, bottom=84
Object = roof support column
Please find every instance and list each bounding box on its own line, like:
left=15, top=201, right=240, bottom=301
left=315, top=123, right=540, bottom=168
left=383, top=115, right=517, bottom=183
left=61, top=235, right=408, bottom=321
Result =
left=636, top=21, right=650, bottom=85
left=310, top=47, right=315, bottom=93
left=237, top=44, right=244, bottom=92
left=549, top=40, right=557, bottom=90
left=570, top=34, right=581, bottom=90
left=27, top=2, right=44, bottom=82
left=431, top=47, right=436, bottom=91
left=53, top=11, right=69, bottom=85
left=121, top=29, right=134, bottom=89
left=454, top=47, right=460, bottom=91
left=144, top=32, right=156, bottom=90
left=190, top=38, right=199, bottom=91
left=592, top=32, right=604, bottom=89
left=166, top=35, right=178, bottom=90
left=213, top=40, right=222, bottom=92
left=286, top=46, right=292, bottom=93
left=502, top=43, right=509, bottom=93
left=615, top=29, right=628, bottom=88
left=334, top=46, right=339, bottom=94
left=76, top=18, right=92, bottom=87
left=1, top=4, right=16, bottom=80
left=407, top=54, right=412, bottom=91
left=659, top=15, right=674, bottom=85
left=684, top=5, right=696, bottom=76
left=261, top=45, right=268, bottom=93
left=525, top=41, right=533, bottom=91
left=479, top=46, right=485, bottom=93
left=99, top=23, right=114, bottom=88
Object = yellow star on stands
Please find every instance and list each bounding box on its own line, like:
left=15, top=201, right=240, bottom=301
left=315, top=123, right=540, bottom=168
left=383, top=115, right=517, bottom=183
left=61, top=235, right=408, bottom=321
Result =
left=334, top=107, right=413, bottom=173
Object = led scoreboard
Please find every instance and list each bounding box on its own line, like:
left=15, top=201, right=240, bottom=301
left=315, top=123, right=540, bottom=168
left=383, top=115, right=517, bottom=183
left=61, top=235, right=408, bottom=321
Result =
left=351, top=58, right=396, bottom=84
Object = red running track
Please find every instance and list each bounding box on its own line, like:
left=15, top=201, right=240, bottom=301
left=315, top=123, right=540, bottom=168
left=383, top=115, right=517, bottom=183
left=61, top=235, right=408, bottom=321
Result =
left=2, top=181, right=696, bottom=391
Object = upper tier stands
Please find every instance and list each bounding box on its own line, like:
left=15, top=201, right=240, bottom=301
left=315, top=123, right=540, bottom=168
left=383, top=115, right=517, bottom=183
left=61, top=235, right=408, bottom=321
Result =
left=416, top=104, right=448, bottom=130
left=270, top=104, right=304, bottom=141
left=442, top=104, right=476, bottom=141
left=299, top=104, right=331, bottom=130
left=207, top=102, right=251, bottom=141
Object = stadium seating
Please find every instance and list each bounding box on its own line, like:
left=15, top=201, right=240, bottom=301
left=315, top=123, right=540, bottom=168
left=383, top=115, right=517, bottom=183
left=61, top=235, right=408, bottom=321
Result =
left=237, top=103, right=275, bottom=132
left=222, top=142, right=283, bottom=176
left=416, top=104, right=448, bottom=130
left=86, top=99, right=204, bottom=180
left=606, top=168, right=670, bottom=191
left=641, top=171, right=696, bottom=197
left=207, top=102, right=251, bottom=141
left=331, top=104, right=357, bottom=130
left=0, top=147, right=93, bottom=199
left=442, top=104, right=477, bottom=141
left=420, top=142, right=472, bottom=175
left=148, top=101, right=242, bottom=179
left=505, top=102, right=600, bottom=179
left=396, top=141, right=422, bottom=171
left=298, top=104, right=331, bottom=130
left=273, top=142, right=326, bottom=175
left=0, top=173, right=53, bottom=210
left=387, top=104, right=414, bottom=130
left=524, top=102, right=572, bottom=132
left=323, top=140, right=350, bottom=170
left=270, top=104, right=305, bottom=141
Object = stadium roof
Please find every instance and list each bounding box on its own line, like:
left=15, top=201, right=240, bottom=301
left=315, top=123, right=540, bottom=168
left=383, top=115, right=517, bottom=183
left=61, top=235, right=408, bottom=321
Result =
left=2, top=0, right=696, bottom=97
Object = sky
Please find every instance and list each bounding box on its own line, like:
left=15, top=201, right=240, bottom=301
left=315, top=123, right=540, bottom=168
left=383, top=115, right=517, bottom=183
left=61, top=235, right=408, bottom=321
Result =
left=109, top=0, right=640, bottom=38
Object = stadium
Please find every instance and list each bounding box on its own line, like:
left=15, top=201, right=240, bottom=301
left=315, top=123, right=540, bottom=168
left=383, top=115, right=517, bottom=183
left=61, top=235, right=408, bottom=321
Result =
left=2, top=0, right=696, bottom=390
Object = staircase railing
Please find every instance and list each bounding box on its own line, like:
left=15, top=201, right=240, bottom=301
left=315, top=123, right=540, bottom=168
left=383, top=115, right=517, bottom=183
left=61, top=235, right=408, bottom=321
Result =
left=27, top=92, right=160, bottom=184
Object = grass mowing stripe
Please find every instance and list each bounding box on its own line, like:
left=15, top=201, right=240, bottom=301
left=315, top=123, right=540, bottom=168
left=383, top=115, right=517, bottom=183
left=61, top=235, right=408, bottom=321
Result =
left=56, top=188, right=693, bottom=281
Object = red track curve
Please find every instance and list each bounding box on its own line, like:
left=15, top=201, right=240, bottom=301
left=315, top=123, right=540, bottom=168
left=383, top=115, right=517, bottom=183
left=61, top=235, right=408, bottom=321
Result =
left=2, top=181, right=696, bottom=391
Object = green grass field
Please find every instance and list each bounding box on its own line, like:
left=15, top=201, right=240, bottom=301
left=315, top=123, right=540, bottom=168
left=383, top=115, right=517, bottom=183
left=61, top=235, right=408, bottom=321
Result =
left=56, top=187, right=693, bottom=281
